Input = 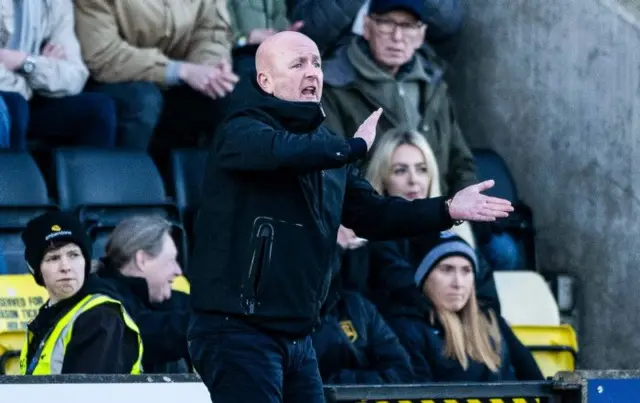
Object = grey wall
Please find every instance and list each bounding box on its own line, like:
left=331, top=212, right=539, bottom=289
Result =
left=449, top=0, right=640, bottom=368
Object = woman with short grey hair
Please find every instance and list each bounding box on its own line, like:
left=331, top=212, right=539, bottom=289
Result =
left=97, top=215, right=191, bottom=373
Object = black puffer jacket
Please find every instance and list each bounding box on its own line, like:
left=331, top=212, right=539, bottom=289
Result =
left=188, top=77, right=455, bottom=337
left=98, top=265, right=191, bottom=373
left=311, top=274, right=413, bottom=384
left=387, top=309, right=544, bottom=382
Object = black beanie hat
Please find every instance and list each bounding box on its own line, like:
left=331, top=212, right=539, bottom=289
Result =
left=414, top=230, right=479, bottom=288
left=21, top=212, right=92, bottom=286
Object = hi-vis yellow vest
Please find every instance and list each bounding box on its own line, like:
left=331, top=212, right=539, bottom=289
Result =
left=19, top=294, right=144, bottom=375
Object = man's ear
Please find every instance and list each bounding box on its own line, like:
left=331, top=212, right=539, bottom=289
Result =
left=257, top=71, right=274, bottom=94
left=363, top=16, right=373, bottom=41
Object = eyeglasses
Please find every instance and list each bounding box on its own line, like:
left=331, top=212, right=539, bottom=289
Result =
left=370, top=16, right=425, bottom=38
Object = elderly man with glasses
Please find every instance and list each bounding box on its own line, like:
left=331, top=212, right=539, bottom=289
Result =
left=322, top=0, right=477, bottom=199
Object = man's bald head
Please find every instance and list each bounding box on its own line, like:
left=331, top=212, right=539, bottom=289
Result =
left=255, top=32, right=323, bottom=103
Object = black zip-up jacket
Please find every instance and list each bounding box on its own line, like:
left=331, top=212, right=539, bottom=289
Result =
left=188, top=78, right=454, bottom=336
left=98, top=265, right=191, bottom=372
left=25, top=275, right=139, bottom=374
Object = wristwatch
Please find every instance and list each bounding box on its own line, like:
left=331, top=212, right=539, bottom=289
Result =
left=236, top=36, right=248, bottom=47
left=445, top=198, right=464, bottom=226
left=19, top=56, right=36, bottom=74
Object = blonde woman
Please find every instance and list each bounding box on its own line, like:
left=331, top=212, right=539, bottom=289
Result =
left=365, top=129, right=476, bottom=247
left=386, top=231, right=543, bottom=381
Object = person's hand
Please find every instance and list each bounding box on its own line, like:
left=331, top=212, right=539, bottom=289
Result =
left=0, top=49, right=26, bottom=71
left=180, top=63, right=238, bottom=99
left=248, top=28, right=276, bottom=44
left=354, top=108, right=383, bottom=150
left=42, top=42, right=66, bottom=60
left=207, top=59, right=239, bottom=97
left=336, top=225, right=367, bottom=250
left=288, top=21, right=304, bottom=31
left=448, top=180, right=514, bottom=222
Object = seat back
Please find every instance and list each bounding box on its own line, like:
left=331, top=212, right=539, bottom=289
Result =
left=512, top=325, right=578, bottom=378
left=54, top=148, right=171, bottom=213
left=0, top=151, right=57, bottom=229
left=0, top=234, right=29, bottom=274
left=494, top=271, right=560, bottom=326
left=171, top=149, right=208, bottom=213
left=171, top=150, right=208, bottom=254
left=54, top=149, right=188, bottom=267
left=472, top=148, right=536, bottom=270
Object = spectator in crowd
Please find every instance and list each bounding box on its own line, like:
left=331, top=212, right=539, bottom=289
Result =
left=291, top=0, right=463, bottom=61
left=0, top=95, right=9, bottom=148
left=387, top=231, right=543, bottom=382
left=95, top=215, right=190, bottom=373
left=187, top=30, right=512, bottom=402
left=322, top=0, right=522, bottom=271
left=0, top=0, right=117, bottom=150
left=228, top=0, right=304, bottom=75
left=366, top=128, right=476, bottom=247
left=19, top=212, right=142, bottom=375
left=322, top=0, right=475, bottom=197
left=74, top=0, right=239, bottom=149
left=311, top=226, right=414, bottom=384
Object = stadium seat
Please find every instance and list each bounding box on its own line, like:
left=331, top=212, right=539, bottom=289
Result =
left=0, top=151, right=58, bottom=274
left=170, top=149, right=207, bottom=246
left=53, top=149, right=188, bottom=267
left=512, top=324, right=578, bottom=378
left=0, top=274, right=48, bottom=375
left=472, top=148, right=537, bottom=270
left=494, top=271, right=560, bottom=326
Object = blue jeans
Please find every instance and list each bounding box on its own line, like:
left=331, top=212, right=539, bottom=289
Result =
left=0, top=91, right=117, bottom=149
left=0, top=95, right=10, bottom=148
left=481, top=232, right=522, bottom=271
left=188, top=312, right=325, bottom=403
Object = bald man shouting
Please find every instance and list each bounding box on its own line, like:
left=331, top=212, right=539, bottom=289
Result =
left=187, top=31, right=513, bottom=402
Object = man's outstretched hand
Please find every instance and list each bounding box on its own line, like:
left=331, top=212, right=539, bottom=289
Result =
left=448, top=180, right=514, bottom=222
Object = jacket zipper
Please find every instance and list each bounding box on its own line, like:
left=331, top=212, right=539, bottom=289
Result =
left=247, top=223, right=273, bottom=313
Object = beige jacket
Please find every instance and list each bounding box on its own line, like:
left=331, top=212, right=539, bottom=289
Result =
left=74, top=0, right=232, bottom=84
left=0, top=0, right=89, bottom=100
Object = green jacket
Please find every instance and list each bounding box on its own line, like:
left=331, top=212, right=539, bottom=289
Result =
left=227, top=0, right=289, bottom=43
left=322, top=38, right=477, bottom=196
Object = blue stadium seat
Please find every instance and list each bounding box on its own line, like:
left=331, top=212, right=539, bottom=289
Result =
left=472, top=148, right=537, bottom=270
left=0, top=151, right=58, bottom=274
left=53, top=149, right=188, bottom=267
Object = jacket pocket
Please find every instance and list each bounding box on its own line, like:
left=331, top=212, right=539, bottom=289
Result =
left=248, top=222, right=274, bottom=298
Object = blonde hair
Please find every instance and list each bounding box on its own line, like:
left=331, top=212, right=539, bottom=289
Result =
left=365, top=129, right=476, bottom=248
left=432, top=287, right=503, bottom=372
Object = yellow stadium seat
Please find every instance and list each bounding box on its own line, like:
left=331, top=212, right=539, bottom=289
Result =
left=172, top=275, right=190, bottom=294
left=0, top=329, right=25, bottom=375
left=512, top=325, right=578, bottom=378
left=0, top=274, right=48, bottom=332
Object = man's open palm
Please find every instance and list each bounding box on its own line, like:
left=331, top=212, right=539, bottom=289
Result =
left=354, top=108, right=383, bottom=149
left=449, top=180, right=514, bottom=222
